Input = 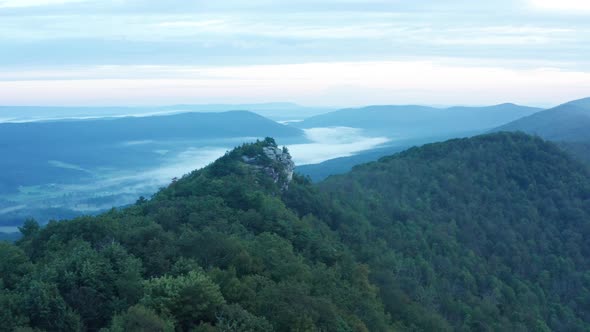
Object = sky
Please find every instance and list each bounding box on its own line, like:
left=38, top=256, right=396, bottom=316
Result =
left=1, top=0, right=589, bottom=107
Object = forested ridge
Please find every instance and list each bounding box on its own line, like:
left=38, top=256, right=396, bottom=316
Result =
left=311, top=133, right=590, bottom=331
left=1, top=133, right=590, bottom=331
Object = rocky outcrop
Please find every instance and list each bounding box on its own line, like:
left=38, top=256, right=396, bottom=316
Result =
left=240, top=142, right=295, bottom=191
left=263, top=146, right=295, bottom=185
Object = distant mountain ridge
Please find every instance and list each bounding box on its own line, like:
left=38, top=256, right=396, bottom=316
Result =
left=496, top=97, right=590, bottom=142
left=1, top=111, right=303, bottom=144
left=294, top=103, right=544, bottom=181
left=0, top=103, right=332, bottom=122
left=294, top=103, right=543, bottom=137
left=494, top=97, right=590, bottom=165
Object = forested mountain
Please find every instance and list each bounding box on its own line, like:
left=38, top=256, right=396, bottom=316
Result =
left=557, top=141, right=590, bottom=164
left=497, top=97, right=590, bottom=141
left=294, top=104, right=542, bottom=137
left=310, top=132, right=590, bottom=331
left=1, top=111, right=302, bottom=147
left=495, top=97, right=590, bottom=165
left=1, top=133, right=590, bottom=331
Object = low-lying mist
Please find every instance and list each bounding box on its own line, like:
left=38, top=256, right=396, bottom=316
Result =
left=0, top=127, right=389, bottom=229
left=290, top=127, right=390, bottom=165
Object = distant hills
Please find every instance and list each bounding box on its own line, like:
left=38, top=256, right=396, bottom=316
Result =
left=294, top=103, right=542, bottom=138
left=496, top=97, right=590, bottom=164
left=1, top=111, right=303, bottom=145
left=0, top=111, right=304, bottom=227
left=0, top=110, right=303, bottom=191
left=0, top=103, right=331, bottom=123
left=295, top=103, right=545, bottom=181
left=161, top=103, right=333, bottom=121
left=496, top=97, right=590, bottom=141
left=297, top=97, right=590, bottom=181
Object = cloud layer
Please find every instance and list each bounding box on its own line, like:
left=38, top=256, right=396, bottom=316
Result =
left=0, top=0, right=588, bottom=106
left=289, top=127, right=390, bottom=165
left=2, top=61, right=589, bottom=107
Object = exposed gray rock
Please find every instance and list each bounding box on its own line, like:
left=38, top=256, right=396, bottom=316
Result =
left=241, top=145, right=294, bottom=191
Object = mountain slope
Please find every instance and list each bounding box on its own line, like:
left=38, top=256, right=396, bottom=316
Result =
left=0, top=138, right=394, bottom=332
left=496, top=97, right=590, bottom=142
left=2, top=133, right=590, bottom=331
left=558, top=141, right=590, bottom=164
left=294, top=103, right=542, bottom=137
left=286, top=132, right=590, bottom=331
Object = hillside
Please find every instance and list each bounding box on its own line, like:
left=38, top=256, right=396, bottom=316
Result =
left=2, top=133, right=590, bottom=331
left=558, top=141, right=590, bottom=165
left=0, top=111, right=303, bottom=146
left=496, top=97, right=590, bottom=142
left=304, top=132, right=590, bottom=331
left=294, top=103, right=542, bottom=138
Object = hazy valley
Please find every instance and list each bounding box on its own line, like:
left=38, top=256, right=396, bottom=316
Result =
left=1, top=97, right=589, bottom=237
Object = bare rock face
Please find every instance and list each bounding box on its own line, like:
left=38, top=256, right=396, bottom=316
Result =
left=240, top=140, right=295, bottom=191
left=263, top=146, right=295, bottom=185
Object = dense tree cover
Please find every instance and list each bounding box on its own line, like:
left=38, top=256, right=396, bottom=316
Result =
left=557, top=141, right=590, bottom=165
left=288, top=132, right=590, bottom=331
left=0, top=138, right=392, bottom=331
left=2, top=133, right=590, bottom=331
left=496, top=97, right=590, bottom=165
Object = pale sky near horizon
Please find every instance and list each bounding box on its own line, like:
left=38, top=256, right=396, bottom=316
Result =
left=1, top=0, right=589, bottom=107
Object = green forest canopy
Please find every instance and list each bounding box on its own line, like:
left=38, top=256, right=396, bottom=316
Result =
left=1, top=132, right=590, bottom=331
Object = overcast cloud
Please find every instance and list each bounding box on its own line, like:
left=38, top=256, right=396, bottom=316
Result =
left=0, top=0, right=589, bottom=106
